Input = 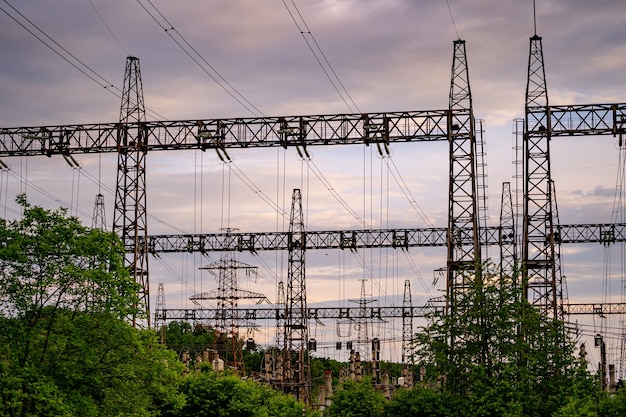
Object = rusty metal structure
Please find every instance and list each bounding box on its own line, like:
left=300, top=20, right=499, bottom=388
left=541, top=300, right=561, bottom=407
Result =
left=2, top=35, right=626, bottom=388
left=282, top=188, right=310, bottom=401
left=113, top=57, right=150, bottom=326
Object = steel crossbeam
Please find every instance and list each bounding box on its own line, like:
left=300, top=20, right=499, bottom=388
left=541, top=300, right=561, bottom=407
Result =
left=144, top=223, right=626, bottom=254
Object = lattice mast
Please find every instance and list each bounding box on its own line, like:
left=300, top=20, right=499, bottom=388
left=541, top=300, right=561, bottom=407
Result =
left=283, top=188, right=310, bottom=402
left=401, top=279, right=414, bottom=366
left=154, top=283, right=166, bottom=344
left=348, top=279, right=376, bottom=359
left=92, top=193, right=107, bottom=230
left=191, top=243, right=266, bottom=373
left=113, top=56, right=149, bottom=326
left=523, top=33, right=562, bottom=319
left=499, top=182, right=517, bottom=280
left=446, top=39, right=482, bottom=306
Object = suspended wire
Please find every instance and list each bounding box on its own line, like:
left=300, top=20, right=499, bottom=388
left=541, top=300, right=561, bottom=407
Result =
left=1, top=1, right=115, bottom=91
left=445, top=0, right=461, bottom=39
left=3, top=168, right=92, bottom=219
left=154, top=255, right=209, bottom=308
left=229, top=161, right=289, bottom=219
left=88, top=0, right=129, bottom=56
left=0, top=0, right=165, bottom=121
left=385, top=155, right=435, bottom=227
left=282, top=0, right=359, bottom=113
left=136, top=0, right=264, bottom=117
left=305, top=157, right=369, bottom=227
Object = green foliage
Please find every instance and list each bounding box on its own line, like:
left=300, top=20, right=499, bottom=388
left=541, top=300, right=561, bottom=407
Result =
left=167, top=371, right=316, bottom=417
left=411, top=265, right=589, bottom=416
left=0, top=194, right=139, bottom=322
left=384, top=386, right=463, bottom=417
left=164, top=321, right=216, bottom=353
left=324, top=379, right=386, bottom=417
left=0, top=197, right=184, bottom=416
left=0, top=310, right=185, bottom=416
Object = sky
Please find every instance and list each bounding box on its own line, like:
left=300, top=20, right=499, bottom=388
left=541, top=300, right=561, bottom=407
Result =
left=1, top=0, right=626, bottom=367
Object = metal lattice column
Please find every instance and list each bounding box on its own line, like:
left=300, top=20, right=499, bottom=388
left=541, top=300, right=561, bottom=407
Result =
left=113, top=56, right=149, bottom=327
left=446, top=39, right=481, bottom=302
left=523, top=34, right=561, bottom=319
left=154, top=283, right=166, bottom=343
left=283, top=188, right=310, bottom=402
left=401, top=279, right=414, bottom=366
left=92, top=193, right=107, bottom=230
left=190, top=242, right=266, bottom=372
left=499, top=182, right=517, bottom=279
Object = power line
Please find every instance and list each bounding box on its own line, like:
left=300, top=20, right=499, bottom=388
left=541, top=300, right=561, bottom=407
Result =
left=282, top=0, right=360, bottom=113
left=0, top=0, right=166, bottom=121
left=136, top=0, right=265, bottom=117
left=445, top=0, right=461, bottom=39
left=88, top=0, right=130, bottom=56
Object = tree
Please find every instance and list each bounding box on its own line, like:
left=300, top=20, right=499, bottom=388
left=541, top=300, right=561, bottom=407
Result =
left=167, top=370, right=317, bottom=417
left=412, top=265, right=588, bottom=416
left=324, top=378, right=386, bottom=417
left=0, top=196, right=185, bottom=416
left=0, top=195, right=139, bottom=324
left=383, top=386, right=462, bottom=417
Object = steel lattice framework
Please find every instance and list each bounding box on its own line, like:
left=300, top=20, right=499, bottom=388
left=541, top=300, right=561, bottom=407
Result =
left=1, top=40, right=625, bottom=329
left=114, top=57, right=150, bottom=326
left=283, top=189, right=310, bottom=402
left=144, top=222, right=626, bottom=253
left=499, top=182, right=517, bottom=279
left=152, top=301, right=626, bottom=323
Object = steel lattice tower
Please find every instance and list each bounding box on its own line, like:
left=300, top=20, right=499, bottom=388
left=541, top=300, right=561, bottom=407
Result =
left=401, top=279, right=414, bottom=366
left=523, top=34, right=563, bottom=320
left=113, top=56, right=149, bottom=326
left=91, top=193, right=107, bottom=230
left=283, top=188, right=310, bottom=402
left=190, top=242, right=267, bottom=372
left=499, top=182, right=517, bottom=280
left=155, top=283, right=166, bottom=344
left=446, top=39, right=481, bottom=307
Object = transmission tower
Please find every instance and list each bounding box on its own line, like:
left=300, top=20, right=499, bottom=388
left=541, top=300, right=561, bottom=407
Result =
left=283, top=188, right=310, bottom=402
left=348, top=279, right=376, bottom=358
left=190, top=242, right=267, bottom=372
left=499, top=182, right=517, bottom=280
left=155, top=283, right=166, bottom=344
left=113, top=56, right=149, bottom=327
left=523, top=34, right=562, bottom=320
left=401, top=279, right=414, bottom=366
left=446, top=39, right=481, bottom=311
left=91, top=193, right=107, bottom=230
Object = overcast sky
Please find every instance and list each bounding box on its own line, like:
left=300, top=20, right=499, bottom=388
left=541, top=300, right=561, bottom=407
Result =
left=1, top=0, right=625, bottom=366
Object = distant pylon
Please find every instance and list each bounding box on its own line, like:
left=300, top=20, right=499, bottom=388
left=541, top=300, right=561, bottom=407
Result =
left=113, top=56, right=150, bottom=327
left=154, top=283, right=166, bottom=344
left=348, top=279, right=376, bottom=359
left=499, top=182, right=516, bottom=280
left=401, top=279, right=414, bottom=366
left=191, top=242, right=267, bottom=373
left=92, top=193, right=107, bottom=230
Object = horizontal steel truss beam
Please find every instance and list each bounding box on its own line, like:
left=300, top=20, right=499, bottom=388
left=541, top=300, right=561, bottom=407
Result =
left=155, top=305, right=443, bottom=322
left=145, top=223, right=626, bottom=253
left=1, top=102, right=624, bottom=156
left=0, top=111, right=448, bottom=156
left=154, top=302, right=626, bottom=322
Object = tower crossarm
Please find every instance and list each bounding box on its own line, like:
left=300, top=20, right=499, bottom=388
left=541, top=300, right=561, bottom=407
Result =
left=145, top=223, right=626, bottom=253
left=155, top=304, right=443, bottom=322
left=534, top=103, right=626, bottom=137
left=0, top=110, right=451, bottom=156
